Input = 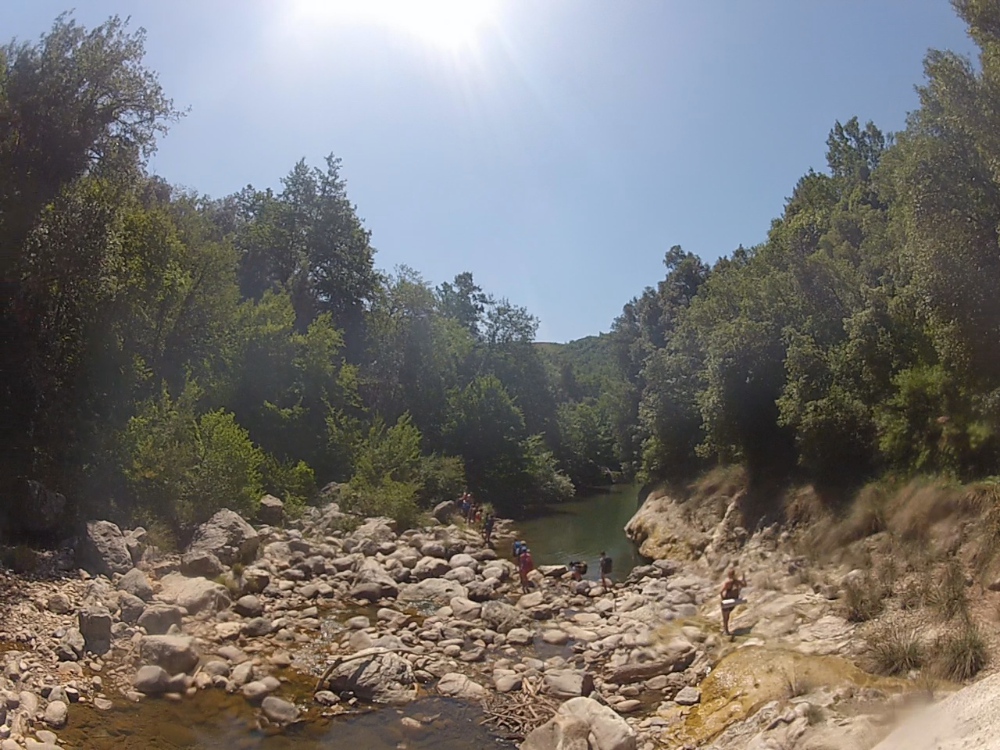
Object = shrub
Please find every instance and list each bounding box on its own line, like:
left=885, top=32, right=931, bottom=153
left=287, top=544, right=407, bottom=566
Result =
left=866, top=625, right=923, bottom=675
left=262, top=457, right=317, bottom=517
left=934, top=623, right=988, bottom=681
left=417, top=454, right=466, bottom=507
left=842, top=575, right=886, bottom=622
left=342, top=480, right=422, bottom=531
left=927, top=560, right=968, bottom=621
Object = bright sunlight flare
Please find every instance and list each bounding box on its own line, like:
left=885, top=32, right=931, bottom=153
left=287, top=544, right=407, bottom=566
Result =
left=289, top=0, right=498, bottom=51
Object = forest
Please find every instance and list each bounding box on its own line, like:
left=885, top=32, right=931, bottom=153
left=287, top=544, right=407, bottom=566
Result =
left=3, top=0, right=1000, bottom=539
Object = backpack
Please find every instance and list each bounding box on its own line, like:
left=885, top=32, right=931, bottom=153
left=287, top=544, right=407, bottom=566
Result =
left=600, top=556, right=613, bottom=575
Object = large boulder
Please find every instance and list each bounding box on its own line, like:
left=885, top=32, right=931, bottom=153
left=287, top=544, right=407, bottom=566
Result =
left=257, top=494, right=285, bottom=527
left=159, top=573, right=231, bottom=615
left=432, top=500, right=457, bottom=524
left=186, top=509, right=260, bottom=566
left=78, top=605, right=113, bottom=655
left=398, top=578, right=467, bottom=604
left=137, top=604, right=184, bottom=635
left=605, top=638, right=694, bottom=684
left=481, top=600, right=530, bottom=634
left=544, top=670, right=595, bottom=698
left=412, top=556, right=451, bottom=580
left=325, top=650, right=417, bottom=704
left=522, top=697, right=636, bottom=750
left=78, top=521, right=132, bottom=576
left=437, top=672, right=487, bottom=700
left=133, top=665, right=170, bottom=695
left=353, top=559, right=400, bottom=599
left=139, top=635, right=199, bottom=674
left=117, top=568, right=154, bottom=601
left=180, top=550, right=224, bottom=579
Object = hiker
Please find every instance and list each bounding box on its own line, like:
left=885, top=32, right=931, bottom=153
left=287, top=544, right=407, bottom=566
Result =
left=568, top=561, right=588, bottom=581
left=458, top=492, right=470, bottom=520
left=483, top=513, right=495, bottom=544
left=518, top=546, right=535, bottom=593
left=599, top=551, right=613, bottom=591
left=512, top=539, right=525, bottom=558
left=720, top=567, right=748, bottom=636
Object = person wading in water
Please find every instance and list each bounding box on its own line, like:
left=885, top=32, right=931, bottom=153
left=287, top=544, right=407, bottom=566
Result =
left=720, top=567, right=747, bottom=637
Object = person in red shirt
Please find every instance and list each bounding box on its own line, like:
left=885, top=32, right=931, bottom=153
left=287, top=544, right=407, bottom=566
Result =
left=517, top=547, right=534, bottom=593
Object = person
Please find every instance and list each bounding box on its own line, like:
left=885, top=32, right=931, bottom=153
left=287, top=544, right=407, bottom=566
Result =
left=517, top=546, right=535, bottom=593
left=512, top=539, right=524, bottom=558
left=458, top=492, right=470, bottom=520
left=483, top=513, right=495, bottom=544
left=599, top=551, right=613, bottom=591
left=720, top=567, right=748, bottom=636
left=568, top=561, right=588, bottom=582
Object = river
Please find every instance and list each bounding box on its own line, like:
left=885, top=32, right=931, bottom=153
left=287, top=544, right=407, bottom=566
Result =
left=514, top=483, right=645, bottom=580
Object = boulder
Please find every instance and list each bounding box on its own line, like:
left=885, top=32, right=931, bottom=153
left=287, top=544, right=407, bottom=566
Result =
left=139, top=635, right=199, bottom=674
left=354, top=559, right=400, bottom=599
left=544, top=670, right=594, bottom=698
left=180, top=550, right=225, bottom=579
left=78, top=521, right=132, bottom=576
left=480, top=600, right=529, bottom=634
left=257, top=494, right=285, bottom=527
left=56, top=629, right=85, bottom=661
left=436, top=672, right=487, bottom=701
left=234, top=595, right=263, bottom=618
left=605, top=639, right=694, bottom=684
left=159, top=573, right=231, bottom=615
left=466, top=580, right=498, bottom=602
left=432, top=500, right=457, bottom=523
left=43, top=700, right=68, bottom=729
left=13, top=480, right=68, bottom=535
left=539, top=565, right=569, bottom=578
left=522, top=697, right=636, bottom=750
left=133, top=665, right=170, bottom=695
left=398, top=578, right=467, bottom=604
left=118, top=568, right=154, bottom=601
left=242, top=677, right=280, bottom=703
left=325, top=650, right=417, bottom=704
left=261, top=696, right=299, bottom=724
left=124, top=527, right=147, bottom=565
left=449, top=597, right=481, bottom=621
left=674, top=686, right=700, bottom=706
left=186, top=509, right=260, bottom=566
left=242, top=617, right=272, bottom=637
left=118, top=592, right=146, bottom=624
left=78, top=605, right=113, bottom=655
left=137, top=604, right=184, bottom=635
left=239, top=567, right=271, bottom=595
left=47, top=593, right=73, bottom=615
left=412, top=556, right=451, bottom=580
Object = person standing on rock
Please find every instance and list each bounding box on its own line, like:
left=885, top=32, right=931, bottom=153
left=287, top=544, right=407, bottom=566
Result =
left=518, top=546, right=534, bottom=593
left=599, top=551, right=613, bottom=591
left=483, top=513, right=495, bottom=544
left=720, top=567, right=747, bottom=636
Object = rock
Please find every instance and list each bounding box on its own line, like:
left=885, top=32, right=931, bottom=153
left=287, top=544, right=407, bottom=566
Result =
left=494, top=673, right=523, bottom=693
left=257, top=494, right=285, bottom=526
left=412, top=557, right=451, bottom=580
left=186, top=509, right=260, bottom=566
left=314, top=690, right=339, bottom=706
left=139, top=635, right=199, bottom=674
left=239, top=567, right=271, bottom=595
left=46, top=593, right=73, bottom=615
left=234, top=595, right=263, bottom=618
left=159, top=573, right=231, bottom=615
left=352, top=559, right=399, bottom=599
left=180, top=550, right=225, bottom=579
left=42, top=700, right=67, bottom=728
left=119, top=592, right=146, bottom=624
left=78, top=605, right=113, bottom=655
left=117, top=568, right=154, bottom=601
left=137, top=604, right=184, bottom=635
left=13, top=480, right=68, bottom=535
left=674, top=686, right=700, bottom=706
left=78, top=521, right=133, bottom=576
left=124, top=527, right=147, bottom=565
left=432, top=500, right=457, bottom=523
left=398, top=578, right=467, bottom=604
left=242, top=617, right=272, bottom=637
left=539, top=565, right=569, bottom=578
left=544, top=669, right=594, bottom=698
left=542, top=629, right=570, bottom=645
left=507, top=628, right=533, bottom=646
left=480, top=600, right=529, bottom=634
left=57, top=628, right=85, bottom=661
left=466, top=580, right=498, bottom=602
left=436, top=673, right=486, bottom=701
left=325, top=650, right=417, bottom=704
left=133, top=665, right=170, bottom=694
left=606, top=639, right=694, bottom=684
left=261, top=696, right=299, bottom=724
left=522, top=696, right=636, bottom=750
left=350, top=582, right=387, bottom=603
left=518, top=591, right=545, bottom=609
left=449, top=597, right=481, bottom=621
left=242, top=679, right=279, bottom=703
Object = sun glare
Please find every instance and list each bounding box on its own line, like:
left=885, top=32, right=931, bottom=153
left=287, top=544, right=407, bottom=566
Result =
left=290, top=0, right=497, bottom=51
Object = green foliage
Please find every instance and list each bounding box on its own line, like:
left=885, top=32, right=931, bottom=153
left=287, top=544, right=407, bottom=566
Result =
left=865, top=625, right=924, bottom=676
left=262, top=457, right=316, bottom=516
left=417, top=454, right=467, bottom=507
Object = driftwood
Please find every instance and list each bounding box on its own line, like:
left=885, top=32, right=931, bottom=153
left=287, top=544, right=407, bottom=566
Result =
left=479, top=676, right=560, bottom=741
left=314, top=646, right=419, bottom=693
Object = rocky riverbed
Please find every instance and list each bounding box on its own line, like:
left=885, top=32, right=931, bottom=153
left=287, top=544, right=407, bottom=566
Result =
left=0, top=488, right=990, bottom=750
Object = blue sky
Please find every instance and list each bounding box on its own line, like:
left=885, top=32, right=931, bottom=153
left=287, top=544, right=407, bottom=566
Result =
left=4, top=1, right=978, bottom=342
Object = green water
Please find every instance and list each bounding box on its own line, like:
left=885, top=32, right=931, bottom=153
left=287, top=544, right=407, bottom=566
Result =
left=514, top=484, right=644, bottom=579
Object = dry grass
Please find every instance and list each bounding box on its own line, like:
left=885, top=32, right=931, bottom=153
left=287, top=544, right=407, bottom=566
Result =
left=886, top=479, right=964, bottom=543
left=865, top=624, right=924, bottom=675
left=965, top=481, right=1000, bottom=583
left=690, top=464, right=748, bottom=501
left=842, top=574, right=888, bottom=622
left=933, top=622, right=988, bottom=681
left=926, top=559, right=969, bottom=621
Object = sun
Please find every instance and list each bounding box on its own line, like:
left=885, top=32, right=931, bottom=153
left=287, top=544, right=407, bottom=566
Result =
left=289, top=0, right=498, bottom=51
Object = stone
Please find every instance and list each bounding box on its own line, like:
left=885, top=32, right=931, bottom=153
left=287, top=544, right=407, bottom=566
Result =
left=674, top=686, right=700, bottom=706
left=261, top=696, right=299, bottom=724
left=431, top=500, right=457, bottom=523
left=522, top=696, right=637, bottom=750
left=180, top=550, right=225, bottom=579
left=242, top=679, right=279, bottom=703
left=412, top=556, right=451, bottom=580
left=314, top=690, right=340, bottom=706
left=42, top=700, right=67, bottom=728
left=606, top=639, right=695, bottom=684
left=325, top=650, right=417, bottom=704
left=506, top=628, right=534, bottom=646
left=539, top=564, right=569, bottom=578
left=494, top=673, right=523, bottom=693
left=137, top=604, right=184, bottom=635
left=133, top=665, right=170, bottom=694
left=480, top=600, right=529, bottom=634
left=449, top=597, right=481, bottom=621
left=159, top=573, right=231, bottom=615
left=118, top=568, right=154, bottom=601
left=436, top=672, right=486, bottom=701
left=350, top=582, right=387, bottom=603
left=448, top=553, right=477, bottom=570
left=398, top=578, right=467, bottom=604
left=57, top=629, right=85, bottom=661
left=78, top=605, right=113, bottom=655
left=124, top=527, right=147, bottom=565
left=544, top=669, right=595, bottom=698
left=465, top=581, right=497, bottom=602
left=234, top=595, right=263, bottom=618
left=257, top=494, right=285, bottom=527
left=542, top=629, right=570, bottom=645
left=139, top=635, right=199, bottom=675
left=518, top=591, right=545, bottom=609
left=46, top=593, right=73, bottom=615
left=78, top=520, right=133, bottom=576
left=119, top=592, right=146, bottom=624
left=186, top=509, right=260, bottom=566
left=242, top=617, right=272, bottom=637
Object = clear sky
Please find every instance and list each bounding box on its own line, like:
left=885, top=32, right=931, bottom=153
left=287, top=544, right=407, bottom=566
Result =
left=3, top=1, right=978, bottom=342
